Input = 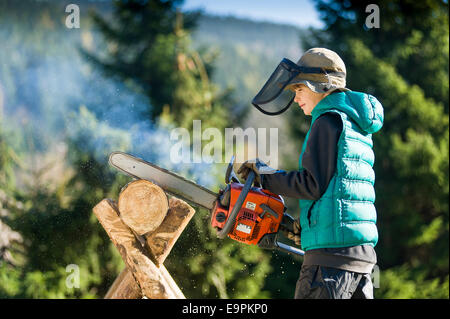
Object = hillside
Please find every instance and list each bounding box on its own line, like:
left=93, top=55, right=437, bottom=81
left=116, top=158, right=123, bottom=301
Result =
left=192, top=15, right=305, bottom=169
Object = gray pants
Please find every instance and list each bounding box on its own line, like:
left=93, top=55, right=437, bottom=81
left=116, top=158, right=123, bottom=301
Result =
left=294, top=265, right=374, bottom=299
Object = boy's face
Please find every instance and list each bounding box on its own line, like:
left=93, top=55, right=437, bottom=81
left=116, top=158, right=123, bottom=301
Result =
left=292, top=84, right=326, bottom=116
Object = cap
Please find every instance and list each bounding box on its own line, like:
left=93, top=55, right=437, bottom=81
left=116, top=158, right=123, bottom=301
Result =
left=287, top=48, right=349, bottom=93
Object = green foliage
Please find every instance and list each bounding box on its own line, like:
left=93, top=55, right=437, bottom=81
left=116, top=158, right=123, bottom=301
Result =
left=166, top=207, right=272, bottom=298
left=293, top=0, right=449, bottom=298
left=157, top=29, right=231, bottom=131
left=0, top=126, right=17, bottom=191
left=0, top=262, right=22, bottom=297
left=309, top=0, right=449, bottom=110
left=3, top=141, right=126, bottom=298
left=376, top=265, right=449, bottom=299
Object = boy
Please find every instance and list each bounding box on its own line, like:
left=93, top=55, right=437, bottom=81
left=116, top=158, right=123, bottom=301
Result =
left=238, top=48, right=384, bottom=299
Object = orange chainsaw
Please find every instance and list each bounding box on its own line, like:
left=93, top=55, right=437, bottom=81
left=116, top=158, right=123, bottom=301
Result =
left=109, top=152, right=304, bottom=256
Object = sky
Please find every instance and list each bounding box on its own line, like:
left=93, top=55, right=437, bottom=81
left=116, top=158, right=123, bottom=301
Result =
left=181, top=0, right=324, bottom=28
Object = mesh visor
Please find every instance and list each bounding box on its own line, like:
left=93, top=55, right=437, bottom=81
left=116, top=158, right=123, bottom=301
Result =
left=252, top=58, right=324, bottom=116
left=252, top=59, right=299, bottom=115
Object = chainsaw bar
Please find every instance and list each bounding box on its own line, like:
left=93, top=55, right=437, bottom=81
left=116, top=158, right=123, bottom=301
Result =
left=109, top=151, right=218, bottom=210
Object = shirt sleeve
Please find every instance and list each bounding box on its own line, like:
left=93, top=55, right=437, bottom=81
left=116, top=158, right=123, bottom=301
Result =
left=261, top=112, right=343, bottom=200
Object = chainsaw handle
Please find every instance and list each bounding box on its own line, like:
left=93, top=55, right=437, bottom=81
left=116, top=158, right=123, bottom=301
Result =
left=216, top=171, right=255, bottom=239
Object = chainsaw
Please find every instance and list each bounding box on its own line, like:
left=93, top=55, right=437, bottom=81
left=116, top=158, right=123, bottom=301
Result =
left=109, top=151, right=304, bottom=257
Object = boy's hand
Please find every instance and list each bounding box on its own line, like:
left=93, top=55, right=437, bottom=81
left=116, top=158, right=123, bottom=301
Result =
left=279, top=217, right=301, bottom=246
left=237, top=158, right=278, bottom=187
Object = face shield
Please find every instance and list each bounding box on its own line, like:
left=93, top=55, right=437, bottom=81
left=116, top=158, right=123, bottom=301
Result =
left=251, top=58, right=327, bottom=116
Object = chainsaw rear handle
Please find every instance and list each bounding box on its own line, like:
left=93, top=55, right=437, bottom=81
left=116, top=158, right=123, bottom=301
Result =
left=216, top=170, right=255, bottom=239
left=258, top=233, right=305, bottom=256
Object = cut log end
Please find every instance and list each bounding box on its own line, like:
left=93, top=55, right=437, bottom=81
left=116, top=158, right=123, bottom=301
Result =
left=118, top=180, right=169, bottom=235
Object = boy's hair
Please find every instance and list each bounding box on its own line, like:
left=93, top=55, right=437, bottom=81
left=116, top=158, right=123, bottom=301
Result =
left=288, top=83, right=306, bottom=92
left=289, top=83, right=346, bottom=95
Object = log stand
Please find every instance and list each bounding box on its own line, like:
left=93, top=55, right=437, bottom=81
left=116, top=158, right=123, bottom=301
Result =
left=92, top=179, right=195, bottom=299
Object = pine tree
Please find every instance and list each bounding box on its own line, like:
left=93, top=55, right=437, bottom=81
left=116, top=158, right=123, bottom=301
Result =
left=0, top=120, right=24, bottom=297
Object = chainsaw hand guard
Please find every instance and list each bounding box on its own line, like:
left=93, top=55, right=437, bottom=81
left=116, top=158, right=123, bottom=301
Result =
left=216, top=171, right=255, bottom=239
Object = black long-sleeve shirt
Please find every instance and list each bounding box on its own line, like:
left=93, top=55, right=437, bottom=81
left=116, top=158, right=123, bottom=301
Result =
left=261, top=112, right=377, bottom=273
left=261, top=112, right=342, bottom=199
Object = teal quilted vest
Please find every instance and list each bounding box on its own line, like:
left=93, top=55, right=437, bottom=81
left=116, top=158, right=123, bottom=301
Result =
left=298, top=91, right=384, bottom=251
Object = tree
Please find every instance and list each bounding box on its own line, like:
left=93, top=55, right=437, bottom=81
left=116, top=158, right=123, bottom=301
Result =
left=0, top=120, right=24, bottom=297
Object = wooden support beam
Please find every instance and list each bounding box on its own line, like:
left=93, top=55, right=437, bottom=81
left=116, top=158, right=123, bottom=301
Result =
left=104, top=268, right=142, bottom=299
left=144, top=196, right=195, bottom=265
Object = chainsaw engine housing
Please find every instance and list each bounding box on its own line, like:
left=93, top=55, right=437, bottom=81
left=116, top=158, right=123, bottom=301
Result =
left=211, top=183, right=285, bottom=245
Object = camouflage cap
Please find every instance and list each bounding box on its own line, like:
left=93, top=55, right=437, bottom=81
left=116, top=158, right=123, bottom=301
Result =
left=288, top=48, right=349, bottom=93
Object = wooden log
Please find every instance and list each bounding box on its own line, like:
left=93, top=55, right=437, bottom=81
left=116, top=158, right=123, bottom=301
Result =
left=159, top=263, right=185, bottom=298
left=118, top=180, right=169, bottom=236
left=104, top=268, right=142, bottom=299
left=144, top=196, right=196, bottom=265
left=93, top=199, right=184, bottom=299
